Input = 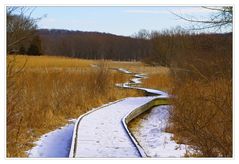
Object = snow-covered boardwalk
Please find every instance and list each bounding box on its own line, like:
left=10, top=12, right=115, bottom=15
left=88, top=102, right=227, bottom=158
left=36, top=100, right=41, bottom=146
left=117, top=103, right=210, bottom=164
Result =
left=70, top=68, right=169, bottom=158
left=70, top=96, right=161, bottom=158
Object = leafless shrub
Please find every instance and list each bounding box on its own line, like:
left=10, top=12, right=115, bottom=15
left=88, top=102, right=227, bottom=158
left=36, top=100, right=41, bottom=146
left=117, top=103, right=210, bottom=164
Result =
left=7, top=56, right=28, bottom=157
left=169, top=78, right=232, bottom=157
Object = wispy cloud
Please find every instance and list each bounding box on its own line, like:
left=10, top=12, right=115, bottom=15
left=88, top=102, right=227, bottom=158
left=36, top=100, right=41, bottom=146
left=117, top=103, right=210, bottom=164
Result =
left=124, top=7, right=217, bottom=15
left=170, top=7, right=218, bottom=14
left=124, top=9, right=169, bottom=14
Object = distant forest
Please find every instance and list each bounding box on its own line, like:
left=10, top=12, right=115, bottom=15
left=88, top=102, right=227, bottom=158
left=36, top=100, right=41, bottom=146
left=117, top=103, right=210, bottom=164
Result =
left=38, top=29, right=150, bottom=61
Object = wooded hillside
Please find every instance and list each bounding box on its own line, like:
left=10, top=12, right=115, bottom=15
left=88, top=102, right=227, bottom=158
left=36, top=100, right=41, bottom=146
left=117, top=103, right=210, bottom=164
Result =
left=37, top=29, right=151, bottom=61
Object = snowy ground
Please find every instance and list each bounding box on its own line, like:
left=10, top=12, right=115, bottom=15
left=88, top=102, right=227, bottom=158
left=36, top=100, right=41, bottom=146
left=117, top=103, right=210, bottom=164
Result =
left=129, top=105, right=187, bottom=157
left=26, top=119, right=76, bottom=158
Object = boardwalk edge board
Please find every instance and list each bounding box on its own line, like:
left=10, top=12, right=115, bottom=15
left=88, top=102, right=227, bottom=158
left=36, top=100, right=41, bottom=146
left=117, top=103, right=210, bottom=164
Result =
left=122, top=97, right=169, bottom=158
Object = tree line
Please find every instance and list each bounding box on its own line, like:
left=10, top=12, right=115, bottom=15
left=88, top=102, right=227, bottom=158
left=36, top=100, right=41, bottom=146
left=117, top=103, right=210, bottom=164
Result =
left=11, top=27, right=231, bottom=66
left=37, top=29, right=150, bottom=61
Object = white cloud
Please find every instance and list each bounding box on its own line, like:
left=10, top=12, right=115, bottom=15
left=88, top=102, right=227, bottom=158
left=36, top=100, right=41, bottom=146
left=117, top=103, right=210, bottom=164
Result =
left=170, top=7, right=218, bottom=14
left=124, top=9, right=169, bottom=14
left=124, top=7, right=218, bottom=15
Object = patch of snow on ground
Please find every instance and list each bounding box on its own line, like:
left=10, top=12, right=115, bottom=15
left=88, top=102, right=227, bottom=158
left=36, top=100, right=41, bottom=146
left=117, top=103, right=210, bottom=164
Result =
left=129, top=105, right=187, bottom=157
left=26, top=119, right=76, bottom=158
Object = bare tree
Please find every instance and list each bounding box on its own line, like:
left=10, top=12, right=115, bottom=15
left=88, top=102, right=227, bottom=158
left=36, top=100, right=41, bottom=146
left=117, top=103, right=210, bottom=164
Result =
left=172, top=6, right=232, bottom=31
left=7, top=7, right=39, bottom=52
left=132, top=29, right=150, bottom=39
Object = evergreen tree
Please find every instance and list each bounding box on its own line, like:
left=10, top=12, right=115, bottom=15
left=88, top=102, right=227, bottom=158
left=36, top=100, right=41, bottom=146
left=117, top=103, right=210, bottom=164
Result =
left=19, top=45, right=26, bottom=54
left=27, top=44, right=40, bottom=55
left=27, top=35, right=42, bottom=55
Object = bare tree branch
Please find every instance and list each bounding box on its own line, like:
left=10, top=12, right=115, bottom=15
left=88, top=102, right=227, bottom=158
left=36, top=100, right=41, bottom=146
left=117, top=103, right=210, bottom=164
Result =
left=7, top=7, right=41, bottom=52
left=171, top=6, right=232, bottom=32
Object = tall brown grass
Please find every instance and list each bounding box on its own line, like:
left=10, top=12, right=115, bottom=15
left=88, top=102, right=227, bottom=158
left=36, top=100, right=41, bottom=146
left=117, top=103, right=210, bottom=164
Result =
left=142, top=71, right=173, bottom=93
left=7, top=56, right=141, bottom=157
left=168, top=78, right=232, bottom=157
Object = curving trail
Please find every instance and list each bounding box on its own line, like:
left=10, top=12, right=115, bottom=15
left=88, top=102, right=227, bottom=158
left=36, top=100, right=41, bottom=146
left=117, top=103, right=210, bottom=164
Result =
left=69, top=68, right=169, bottom=158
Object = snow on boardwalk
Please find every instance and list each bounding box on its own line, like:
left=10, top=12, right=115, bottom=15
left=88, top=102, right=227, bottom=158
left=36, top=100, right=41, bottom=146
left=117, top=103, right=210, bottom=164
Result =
left=70, top=96, right=159, bottom=158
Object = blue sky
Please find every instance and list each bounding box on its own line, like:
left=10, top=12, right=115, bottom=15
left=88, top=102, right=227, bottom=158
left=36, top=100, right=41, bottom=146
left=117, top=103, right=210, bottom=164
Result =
left=28, top=6, right=217, bottom=36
